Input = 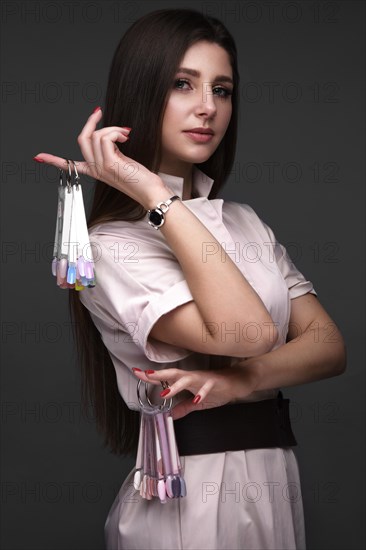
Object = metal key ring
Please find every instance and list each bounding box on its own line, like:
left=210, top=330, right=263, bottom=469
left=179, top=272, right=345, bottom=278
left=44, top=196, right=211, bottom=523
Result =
left=61, top=159, right=80, bottom=190
left=65, top=159, right=72, bottom=193
left=136, top=379, right=172, bottom=413
left=145, top=380, right=170, bottom=407
left=59, top=167, right=65, bottom=187
left=70, top=160, right=80, bottom=189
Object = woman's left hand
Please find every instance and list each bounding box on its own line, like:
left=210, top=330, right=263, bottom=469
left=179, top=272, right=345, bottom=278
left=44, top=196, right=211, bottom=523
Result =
left=131, top=364, right=260, bottom=420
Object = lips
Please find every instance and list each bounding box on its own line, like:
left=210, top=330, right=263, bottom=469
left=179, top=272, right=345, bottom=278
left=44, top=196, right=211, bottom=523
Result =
left=184, top=128, right=214, bottom=135
left=183, top=131, right=214, bottom=143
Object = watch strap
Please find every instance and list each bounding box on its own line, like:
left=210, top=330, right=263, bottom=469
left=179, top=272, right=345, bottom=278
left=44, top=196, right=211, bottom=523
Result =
left=156, top=195, right=180, bottom=212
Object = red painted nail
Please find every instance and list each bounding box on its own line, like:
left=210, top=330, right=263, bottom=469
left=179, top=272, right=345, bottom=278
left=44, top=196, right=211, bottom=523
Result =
left=160, top=389, right=170, bottom=397
left=93, top=106, right=101, bottom=113
left=132, top=367, right=142, bottom=372
left=193, top=395, right=201, bottom=404
left=146, top=370, right=155, bottom=374
left=33, top=156, right=44, bottom=163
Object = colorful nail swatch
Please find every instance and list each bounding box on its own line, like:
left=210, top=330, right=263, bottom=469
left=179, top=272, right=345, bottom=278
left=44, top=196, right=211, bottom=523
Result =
left=52, top=163, right=96, bottom=290
left=133, top=381, right=186, bottom=502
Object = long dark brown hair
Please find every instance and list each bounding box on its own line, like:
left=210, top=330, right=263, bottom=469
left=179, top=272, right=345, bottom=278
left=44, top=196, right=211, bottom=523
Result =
left=69, top=8, right=240, bottom=456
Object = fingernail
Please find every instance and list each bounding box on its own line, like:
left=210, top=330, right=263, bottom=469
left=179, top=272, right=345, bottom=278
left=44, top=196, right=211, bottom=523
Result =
left=33, top=156, right=44, bottom=163
left=160, top=389, right=170, bottom=397
left=132, top=367, right=142, bottom=372
left=146, top=370, right=155, bottom=374
left=93, top=106, right=101, bottom=114
left=193, top=395, right=201, bottom=404
left=122, top=127, right=132, bottom=131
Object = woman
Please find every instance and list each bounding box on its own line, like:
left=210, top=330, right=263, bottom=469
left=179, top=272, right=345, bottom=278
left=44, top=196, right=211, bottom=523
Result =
left=33, top=8, right=346, bottom=550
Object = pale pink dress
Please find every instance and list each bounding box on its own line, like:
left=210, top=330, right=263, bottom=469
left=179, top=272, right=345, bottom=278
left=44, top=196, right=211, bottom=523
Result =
left=79, top=165, right=317, bottom=549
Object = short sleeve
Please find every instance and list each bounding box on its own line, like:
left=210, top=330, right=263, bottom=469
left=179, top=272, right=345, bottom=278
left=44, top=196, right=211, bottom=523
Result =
left=78, top=232, right=195, bottom=363
left=245, top=205, right=318, bottom=300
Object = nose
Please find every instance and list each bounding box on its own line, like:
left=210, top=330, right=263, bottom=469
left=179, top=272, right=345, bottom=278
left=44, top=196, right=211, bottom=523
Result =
left=195, top=84, right=217, bottom=118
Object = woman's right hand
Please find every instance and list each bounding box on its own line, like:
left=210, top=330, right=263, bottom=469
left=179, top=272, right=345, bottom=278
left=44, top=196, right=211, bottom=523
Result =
left=33, top=107, right=168, bottom=210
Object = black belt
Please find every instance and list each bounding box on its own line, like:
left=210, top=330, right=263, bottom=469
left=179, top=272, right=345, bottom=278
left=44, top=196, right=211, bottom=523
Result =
left=174, top=391, right=297, bottom=456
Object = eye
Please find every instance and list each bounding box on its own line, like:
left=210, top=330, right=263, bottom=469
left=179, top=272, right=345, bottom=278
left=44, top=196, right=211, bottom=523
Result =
left=173, top=78, right=191, bottom=90
left=213, top=86, right=233, bottom=98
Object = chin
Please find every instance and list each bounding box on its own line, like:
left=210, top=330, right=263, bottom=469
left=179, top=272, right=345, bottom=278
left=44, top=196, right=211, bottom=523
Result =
left=177, top=155, right=212, bottom=165
left=180, top=148, right=217, bottom=164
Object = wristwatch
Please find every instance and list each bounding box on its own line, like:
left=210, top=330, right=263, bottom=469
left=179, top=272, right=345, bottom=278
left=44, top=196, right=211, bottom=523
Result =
left=147, top=195, right=180, bottom=229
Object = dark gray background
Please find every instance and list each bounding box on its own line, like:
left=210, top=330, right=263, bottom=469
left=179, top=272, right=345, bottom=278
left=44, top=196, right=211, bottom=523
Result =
left=1, top=1, right=365, bottom=549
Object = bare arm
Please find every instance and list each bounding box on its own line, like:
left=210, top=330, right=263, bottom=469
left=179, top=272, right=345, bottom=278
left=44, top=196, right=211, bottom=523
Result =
left=132, top=293, right=347, bottom=419
left=143, top=182, right=278, bottom=357
left=231, top=293, right=347, bottom=394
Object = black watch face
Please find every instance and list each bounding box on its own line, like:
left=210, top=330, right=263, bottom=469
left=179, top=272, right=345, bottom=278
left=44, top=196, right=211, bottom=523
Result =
left=149, top=210, right=163, bottom=226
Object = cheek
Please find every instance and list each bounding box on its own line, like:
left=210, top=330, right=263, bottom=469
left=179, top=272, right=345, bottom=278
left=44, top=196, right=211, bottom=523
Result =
left=220, top=104, right=232, bottom=133
left=165, top=96, right=186, bottom=124
left=162, top=107, right=173, bottom=133
left=223, top=102, right=232, bottom=122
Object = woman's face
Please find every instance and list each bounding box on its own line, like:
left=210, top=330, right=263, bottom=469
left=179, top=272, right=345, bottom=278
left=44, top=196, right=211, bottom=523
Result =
left=160, top=40, right=233, bottom=173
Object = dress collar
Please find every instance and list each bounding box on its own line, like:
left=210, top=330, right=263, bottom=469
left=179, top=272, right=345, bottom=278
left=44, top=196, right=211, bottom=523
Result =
left=157, top=165, right=214, bottom=200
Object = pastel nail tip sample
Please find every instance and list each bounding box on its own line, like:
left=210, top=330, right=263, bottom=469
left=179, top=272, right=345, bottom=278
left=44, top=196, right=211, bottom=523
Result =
left=143, top=475, right=148, bottom=495
left=56, top=268, right=63, bottom=284
left=77, top=256, right=86, bottom=276
left=157, top=479, right=166, bottom=502
left=152, top=479, right=158, bottom=498
left=171, top=476, right=181, bottom=498
left=84, top=261, right=94, bottom=279
left=155, top=480, right=160, bottom=498
left=165, top=477, right=174, bottom=498
left=146, top=478, right=151, bottom=497
left=51, top=257, right=57, bottom=276
left=67, top=265, right=76, bottom=284
left=133, top=470, right=142, bottom=490
left=179, top=476, right=187, bottom=497
left=150, top=479, right=154, bottom=497
left=58, top=258, right=68, bottom=277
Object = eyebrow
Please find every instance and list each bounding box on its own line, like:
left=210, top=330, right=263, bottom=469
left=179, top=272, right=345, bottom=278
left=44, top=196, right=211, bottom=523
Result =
left=176, top=67, right=234, bottom=85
